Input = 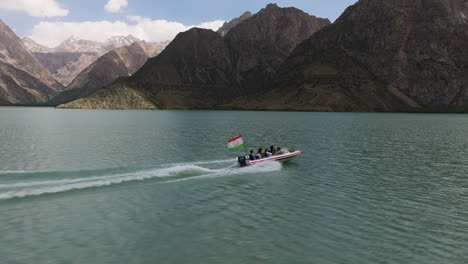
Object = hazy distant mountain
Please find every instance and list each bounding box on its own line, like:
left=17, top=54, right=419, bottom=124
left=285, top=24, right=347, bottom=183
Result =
left=33, top=52, right=99, bottom=86
left=217, top=11, right=253, bottom=36
left=51, top=41, right=165, bottom=105
left=25, top=34, right=150, bottom=55
left=22, top=37, right=53, bottom=53
left=22, top=35, right=168, bottom=86
left=58, top=4, right=330, bottom=109
left=103, top=35, right=140, bottom=50
left=231, top=0, right=468, bottom=112
left=53, top=36, right=105, bottom=54
left=0, top=19, right=62, bottom=104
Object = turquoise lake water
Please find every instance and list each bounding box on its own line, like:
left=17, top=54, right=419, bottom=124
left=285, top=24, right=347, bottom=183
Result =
left=1, top=107, right=468, bottom=263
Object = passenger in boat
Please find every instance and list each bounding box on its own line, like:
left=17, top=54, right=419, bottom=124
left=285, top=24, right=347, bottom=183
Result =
left=262, top=147, right=267, bottom=157
left=249, top=150, right=255, bottom=161
left=256, top=148, right=263, bottom=159
left=265, top=147, right=273, bottom=157
left=270, top=146, right=276, bottom=155
left=275, top=147, right=282, bottom=155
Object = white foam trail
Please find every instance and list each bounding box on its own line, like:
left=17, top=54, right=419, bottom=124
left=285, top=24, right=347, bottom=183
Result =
left=0, top=165, right=215, bottom=189
left=0, top=162, right=282, bottom=200
left=149, top=161, right=283, bottom=185
left=0, top=170, right=36, bottom=174
left=172, top=158, right=236, bottom=166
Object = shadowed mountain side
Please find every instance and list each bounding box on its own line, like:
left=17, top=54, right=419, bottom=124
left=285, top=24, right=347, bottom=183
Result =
left=49, top=41, right=161, bottom=105
left=0, top=62, right=57, bottom=104
left=217, top=11, right=253, bottom=36
left=129, top=28, right=239, bottom=109
left=228, top=0, right=468, bottom=111
left=225, top=3, right=331, bottom=93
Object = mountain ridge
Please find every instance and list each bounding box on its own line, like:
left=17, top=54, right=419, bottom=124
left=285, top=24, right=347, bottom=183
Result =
left=59, top=4, right=331, bottom=109
left=51, top=40, right=164, bottom=105
left=59, top=0, right=468, bottom=112
left=0, top=19, right=62, bottom=104
left=228, top=0, right=468, bottom=111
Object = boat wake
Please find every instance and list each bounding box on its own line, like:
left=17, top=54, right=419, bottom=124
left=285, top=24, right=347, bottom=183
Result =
left=0, top=159, right=282, bottom=201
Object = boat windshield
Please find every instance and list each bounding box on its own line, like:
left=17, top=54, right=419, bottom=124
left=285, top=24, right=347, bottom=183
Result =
left=275, top=148, right=290, bottom=155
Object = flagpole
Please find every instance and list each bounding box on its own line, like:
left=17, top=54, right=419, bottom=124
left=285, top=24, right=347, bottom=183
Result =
left=240, top=133, right=248, bottom=157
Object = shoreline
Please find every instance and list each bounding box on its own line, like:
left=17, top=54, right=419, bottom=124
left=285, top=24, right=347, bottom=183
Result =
left=1, top=105, right=468, bottom=114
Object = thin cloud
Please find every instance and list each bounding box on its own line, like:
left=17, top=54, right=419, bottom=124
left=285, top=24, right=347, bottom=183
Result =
left=105, top=0, right=128, bottom=13
left=28, top=17, right=225, bottom=47
left=0, top=0, right=68, bottom=17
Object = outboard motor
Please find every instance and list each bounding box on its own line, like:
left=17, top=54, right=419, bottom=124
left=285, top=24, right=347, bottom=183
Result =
left=238, top=156, right=249, bottom=167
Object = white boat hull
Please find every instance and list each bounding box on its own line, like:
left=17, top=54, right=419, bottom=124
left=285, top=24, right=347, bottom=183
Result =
left=247, top=150, right=302, bottom=165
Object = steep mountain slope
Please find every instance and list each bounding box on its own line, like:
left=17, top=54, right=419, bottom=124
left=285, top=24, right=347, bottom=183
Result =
left=51, top=41, right=162, bottom=105
left=0, top=62, right=54, bottom=104
left=225, top=4, right=330, bottom=93
left=217, top=11, right=253, bottom=36
left=59, top=4, right=330, bottom=109
left=0, top=19, right=61, bottom=104
left=22, top=37, right=52, bottom=53
left=33, top=52, right=99, bottom=86
left=129, top=28, right=238, bottom=109
left=23, top=35, right=169, bottom=87
left=232, top=0, right=468, bottom=111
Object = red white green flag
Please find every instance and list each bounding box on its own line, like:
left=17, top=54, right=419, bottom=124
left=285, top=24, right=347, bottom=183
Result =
left=227, top=136, right=244, bottom=151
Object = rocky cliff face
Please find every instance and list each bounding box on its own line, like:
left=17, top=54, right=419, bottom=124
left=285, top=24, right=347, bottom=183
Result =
left=60, top=4, right=330, bottom=109
left=128, top=28, right=238, bottom=109
left=232, top=0, right=468, bottom=111
left=217, top=11, right=253, bottom=36
left=50, top=41, right=163, bottom=105
left=22, top=35, right=169, bottom=87
left=33, top=52, right=99, bottom=86
left=225, top=3, right=331, bottom=94
left=0, top=62, right=54, bottom=104
left=0, top=20, right=62, bottom=104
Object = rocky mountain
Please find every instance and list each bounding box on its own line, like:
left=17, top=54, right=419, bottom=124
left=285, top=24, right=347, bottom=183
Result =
left=33, top=52, right=99, bottom=86
left=225, top=4, right=330, bottom=94
left=217, top=11, right=253, bottom=36
left=58, top=4, right=330, bottom=109
left=22, top=35, right=168, bottom=86
left=103, top=35, right=140, bottom=50
left=53, top=36, right=105, bottom=54
left=230, top=0, right=468, bottom=111
left=22, top=37, right=53, bottom=53
left=0, top=62, right=55, bottom=104
left=28, top=34, right=148, bottom=55
left=0, top=19, right=62, bottom=104
left=50, top=41, right=163, bottom=105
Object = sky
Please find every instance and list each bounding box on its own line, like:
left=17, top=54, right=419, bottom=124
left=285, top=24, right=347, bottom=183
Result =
left=0, top=0, right=358, bottom=48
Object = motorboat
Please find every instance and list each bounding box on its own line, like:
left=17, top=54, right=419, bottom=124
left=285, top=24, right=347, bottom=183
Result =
left=237, top=148, right=302, bottom=167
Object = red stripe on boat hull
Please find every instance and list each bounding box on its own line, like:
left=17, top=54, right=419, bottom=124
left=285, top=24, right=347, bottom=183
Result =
left=249, top=151, right=302, bottom=164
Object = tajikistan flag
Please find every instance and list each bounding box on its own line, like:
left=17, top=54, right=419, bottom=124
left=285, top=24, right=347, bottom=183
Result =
left=227, top=136, right=244, bottom=151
